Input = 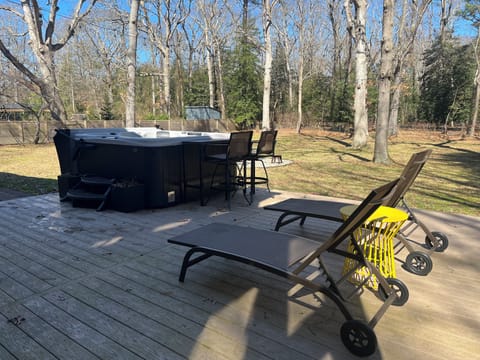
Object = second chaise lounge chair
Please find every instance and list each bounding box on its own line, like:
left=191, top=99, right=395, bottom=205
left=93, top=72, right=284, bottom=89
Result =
left=264, top=149, right=449, bottom=276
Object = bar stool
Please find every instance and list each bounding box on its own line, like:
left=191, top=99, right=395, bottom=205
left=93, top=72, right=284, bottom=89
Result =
left=204, top=131, right=253, bottom=209
left=244, top=130, right=278, bottom=193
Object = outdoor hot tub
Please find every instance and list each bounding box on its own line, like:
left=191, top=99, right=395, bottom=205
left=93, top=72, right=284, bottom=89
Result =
left=54, top=127, right=230, bottom=210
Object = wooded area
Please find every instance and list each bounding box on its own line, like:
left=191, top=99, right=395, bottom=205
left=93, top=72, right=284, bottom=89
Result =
left=0, top=0, right=479, bottom=161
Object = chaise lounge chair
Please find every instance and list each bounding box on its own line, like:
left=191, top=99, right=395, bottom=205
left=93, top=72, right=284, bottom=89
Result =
left=168, top=179, right=405, bottom=357
left=264, top=149, right=449, bottom=276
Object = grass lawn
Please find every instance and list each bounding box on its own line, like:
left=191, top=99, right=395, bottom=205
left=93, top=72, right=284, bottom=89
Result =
left=0, top=129, right=479, bottom=216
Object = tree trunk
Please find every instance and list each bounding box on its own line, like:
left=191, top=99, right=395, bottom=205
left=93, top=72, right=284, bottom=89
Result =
left=328, top=0, right=341, bottom=122
left=285, top=45, right=294, bottom=110
left=215, top=41, right=227, bottom=127
left=162, top=47, right=171, bottom=121
left=126, top=0, right=140, bottom=127
left=262, top=0, right=275, bottom=130
left=389, top=72, right=401, bottom=136
left=39, top=58, right=69, bottom=125
left=296, top=56, right=304, bottom=134
left=470, top=28, right=480, bottom=137
left=440, top=0, right=449, bottom=46
left=374, top=0, right=394, bottom=164
left=470, top=73, right=480, bottom=137
left=206, top=46, right=215, bottom=108
left=346, top=0, right=369, bottom=149
left=175, top=51, right=184, bottom=118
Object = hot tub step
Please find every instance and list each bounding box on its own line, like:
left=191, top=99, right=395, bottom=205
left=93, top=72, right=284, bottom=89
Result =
left=81, top=176, right=115, bottom=186
left=66, top=188, right=111, bottom=211
left=67, top=188, right=108, bottom=200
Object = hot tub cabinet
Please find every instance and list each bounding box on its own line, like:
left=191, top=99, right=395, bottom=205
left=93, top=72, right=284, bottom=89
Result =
left=54, top=128, right=230, bottom=210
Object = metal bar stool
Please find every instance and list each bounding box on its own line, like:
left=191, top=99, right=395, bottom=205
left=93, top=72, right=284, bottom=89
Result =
left=204, top=131, right=253, bottom=209
left=244, top=130, right=278, bottom=194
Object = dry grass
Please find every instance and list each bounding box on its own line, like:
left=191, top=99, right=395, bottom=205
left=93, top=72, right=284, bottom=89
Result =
left=0, top=129, right=479, bottom=216
left=269, top=129, right=480, bottom=216
left=0, top=144, right=59, bottom=195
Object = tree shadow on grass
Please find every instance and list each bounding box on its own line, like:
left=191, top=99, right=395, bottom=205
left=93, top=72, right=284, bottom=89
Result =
left=0, top=172, right=57, bottom=195
left=432, top=144, right=480, bottom=178
left=325, top=136, right=352, bottom=148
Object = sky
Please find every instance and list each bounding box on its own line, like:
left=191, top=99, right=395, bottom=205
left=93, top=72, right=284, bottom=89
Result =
left=0, top=0, right=477, bottom=40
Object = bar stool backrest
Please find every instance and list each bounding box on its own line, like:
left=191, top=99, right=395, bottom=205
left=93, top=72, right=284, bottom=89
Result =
left=256, top=130, right=277, bottom=157
left=228, top=131, right=253, bottom=161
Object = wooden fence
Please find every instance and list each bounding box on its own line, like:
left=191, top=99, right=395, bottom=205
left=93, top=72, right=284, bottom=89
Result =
left=0, top=118, right=235, bottom=145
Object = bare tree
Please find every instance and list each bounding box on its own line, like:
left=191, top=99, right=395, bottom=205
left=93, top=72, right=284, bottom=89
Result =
left=197, top=0, right=218, bottom=108
left=83, top=10, right=127, bottom=118
left=440, top=0, right=452, bottom=44
left=197, top=0, right=232, bottom=125
left=126, top=0, right=140, bottom=127
left=373, top=0, right=394, bottom=164
left=287, top=0, right=323, bottom=134
left=0, top=0, right=98, bottom=126
left=142, top=0, right=191, bottom=121
left=471, top=30, right=480, bottom=137
left=274, top=4, right=295, bottom=110
left=388, top=0, right=432, bottom=136
left=460, top=0, right=480, bottom=137
left=345, top=0, right=369, bottom=149
left=180, top=20, right=201, bottom=103
left=261, top=0, right=279, bottom=130
left=328, top=0, right=344, bottom=122
left=214, top=35, right=228, bottom=124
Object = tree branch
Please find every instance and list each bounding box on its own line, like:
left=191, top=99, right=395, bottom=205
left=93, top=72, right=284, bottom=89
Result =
left=53, top=0, right=98, bottom=51
left=0, top=6, right=24, bottom=19
left=45, top=0, right=58, bottom=46
left=0, top=38, right=41, bottom=87
left=21, top=0, right=44, bottom=47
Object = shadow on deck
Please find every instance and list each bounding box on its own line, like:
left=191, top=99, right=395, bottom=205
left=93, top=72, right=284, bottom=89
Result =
left=0, top=190, right=478, bottom=360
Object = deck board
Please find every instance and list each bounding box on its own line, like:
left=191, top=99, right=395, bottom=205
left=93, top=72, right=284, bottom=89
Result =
left=21, top=296, right=145, bottom=359
left=0, top=191, right=479, bottom=359
left=1, top=302, right=100, bottom=360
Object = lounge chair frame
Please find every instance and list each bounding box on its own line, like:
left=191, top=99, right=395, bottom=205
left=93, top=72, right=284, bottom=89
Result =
left=168, top=179, right=404, bottom=357
left=264, top=150, right=449, bottom=276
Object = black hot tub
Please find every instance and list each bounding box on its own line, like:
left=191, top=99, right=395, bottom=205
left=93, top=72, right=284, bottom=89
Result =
left=54, top=127, right=230, bottom=210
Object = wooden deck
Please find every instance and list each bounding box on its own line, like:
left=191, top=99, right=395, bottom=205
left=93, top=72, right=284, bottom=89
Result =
left=0, top=190, right=478, bottom=359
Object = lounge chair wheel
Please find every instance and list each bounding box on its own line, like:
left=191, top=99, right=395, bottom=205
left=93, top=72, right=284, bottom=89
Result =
left=405, top=251, right=433, bottom=276
left=379, top=278, right=409, bottom=306
left=340, top=320, right=377, bottom=357
left=425, top=231, right=449, bottom=252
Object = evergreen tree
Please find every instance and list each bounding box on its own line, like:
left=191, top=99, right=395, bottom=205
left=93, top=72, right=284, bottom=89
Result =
left=420, top=33, right=475, bottom=125
left=183, top=66, right=210, bottom=107
left=271, top=44, right=290, bottom=114
left=224, top=34, right=261, bottom=128
left=222, top=0, right=262, bottom=129
left=302, top=73, right=330, bottom=126
left=100, top=97, right=115, bottom=120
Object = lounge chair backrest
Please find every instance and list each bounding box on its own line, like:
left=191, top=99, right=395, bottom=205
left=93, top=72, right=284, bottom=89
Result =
left=256, top=130, right=277, bottom=156
left=228, top=131, right=253, bottom=161
left=329, top=178, right=400, bottom=248
left=384, top=149, right=432, bottom=207
left=295, top=178, right=400, bottom=272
